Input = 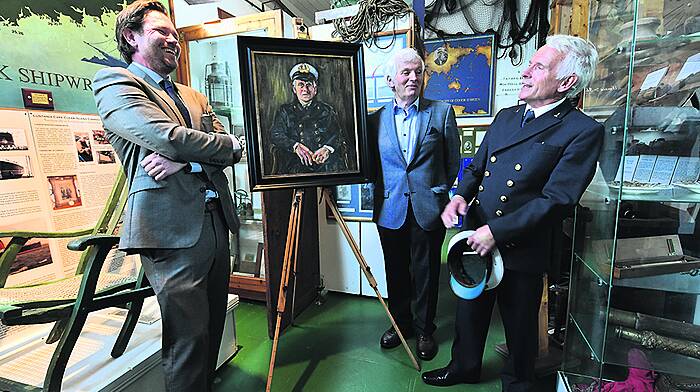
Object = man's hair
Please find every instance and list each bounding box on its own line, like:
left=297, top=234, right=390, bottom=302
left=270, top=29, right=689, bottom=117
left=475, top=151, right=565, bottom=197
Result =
left=292, top=79, right=317, bottom=87
left=115, top=0, right=168, bottom=64
left=384, top=48, right=425, bottom=81
left=546, top=35, right=599, bottom=99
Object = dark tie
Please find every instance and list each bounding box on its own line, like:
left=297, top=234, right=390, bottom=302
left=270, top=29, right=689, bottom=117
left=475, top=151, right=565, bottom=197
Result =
left=161, top=79, right=192, bottom=128
left=521, top=109, right=535, bottom=127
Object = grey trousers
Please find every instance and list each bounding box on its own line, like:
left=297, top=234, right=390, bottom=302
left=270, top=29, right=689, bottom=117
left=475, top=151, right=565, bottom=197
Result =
left=140, top=206, right=230, bottom=392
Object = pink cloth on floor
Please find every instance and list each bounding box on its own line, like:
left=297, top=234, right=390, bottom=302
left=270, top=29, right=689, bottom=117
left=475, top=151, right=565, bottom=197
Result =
left=600, top=349, right=656, bottom=392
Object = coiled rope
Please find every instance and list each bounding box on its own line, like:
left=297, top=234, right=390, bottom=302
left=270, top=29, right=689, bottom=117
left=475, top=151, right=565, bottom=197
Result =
left=333, top=0, right=413, bottom=48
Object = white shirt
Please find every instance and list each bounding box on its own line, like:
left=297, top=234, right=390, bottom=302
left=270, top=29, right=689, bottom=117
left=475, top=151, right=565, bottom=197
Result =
left=525, top=97, right=567, bottom=119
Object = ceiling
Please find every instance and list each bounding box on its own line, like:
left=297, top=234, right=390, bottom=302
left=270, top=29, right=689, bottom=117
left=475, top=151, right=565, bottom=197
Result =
left=263, top=0, right=337, bottom=26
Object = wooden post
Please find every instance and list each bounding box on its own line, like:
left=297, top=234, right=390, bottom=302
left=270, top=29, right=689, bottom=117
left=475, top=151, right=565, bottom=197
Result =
left=538, top=274, right=549, bottom=357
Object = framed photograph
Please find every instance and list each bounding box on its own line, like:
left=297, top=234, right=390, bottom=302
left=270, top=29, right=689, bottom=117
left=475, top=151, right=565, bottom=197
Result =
left=364, top=30, right=412, bottom=111
left=48, top=175, right=82, bottom=210
left=326, top=183, right=374, bottom=221
left=238, top=36, right=372, bottom=191
left=423, top=33, right=497, bottom=117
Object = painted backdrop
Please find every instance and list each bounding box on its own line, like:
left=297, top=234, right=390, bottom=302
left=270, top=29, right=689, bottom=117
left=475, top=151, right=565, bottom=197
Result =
left=0, top=1, right=167, bottom=114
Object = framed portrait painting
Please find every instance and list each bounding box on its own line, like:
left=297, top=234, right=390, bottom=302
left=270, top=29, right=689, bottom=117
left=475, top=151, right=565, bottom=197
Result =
left=238, top=36, right=373, bottom=191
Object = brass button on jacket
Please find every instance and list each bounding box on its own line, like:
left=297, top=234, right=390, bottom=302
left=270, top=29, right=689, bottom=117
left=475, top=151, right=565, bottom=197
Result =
left=506, top=180, right=514, bottom=187
left=515, top=163, right=522, bottom=171
left=478, top=185, right=484, bottom=192
left=484, top=170, right=490, bottom=177
left=500, top=195, right=508, bottom=202
left=474, top=199, right=480, bottom=205
left=495, top=209, right=503, bottom=217
left=490, top=155, right=497, bottom=163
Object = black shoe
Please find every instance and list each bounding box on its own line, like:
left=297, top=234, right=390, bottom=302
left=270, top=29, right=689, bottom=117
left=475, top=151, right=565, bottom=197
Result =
left=380, top=327, right=413, bottom=349
left=422, top=366, right=479, bottom=387
left=416, top=334, right=438, bottom=360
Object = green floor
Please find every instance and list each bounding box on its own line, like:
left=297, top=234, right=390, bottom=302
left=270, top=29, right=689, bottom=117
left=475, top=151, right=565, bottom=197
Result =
left=213, top=263, right=558, bottom=392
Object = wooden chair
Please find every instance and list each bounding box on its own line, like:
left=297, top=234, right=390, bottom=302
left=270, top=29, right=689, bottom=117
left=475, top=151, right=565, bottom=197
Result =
left=0, top=169, right=154, bottom=391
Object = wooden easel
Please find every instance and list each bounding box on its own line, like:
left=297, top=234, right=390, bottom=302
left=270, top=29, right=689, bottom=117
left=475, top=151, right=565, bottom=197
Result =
left=265, top=188, right=420, bottom=392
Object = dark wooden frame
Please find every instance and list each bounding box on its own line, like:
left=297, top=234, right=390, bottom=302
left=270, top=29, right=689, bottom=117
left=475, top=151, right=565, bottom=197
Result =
left=238, top=36, right=372, bottom=191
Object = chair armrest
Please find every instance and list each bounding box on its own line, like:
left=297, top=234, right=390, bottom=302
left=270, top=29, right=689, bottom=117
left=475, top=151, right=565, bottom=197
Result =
left=0, top=228, right=93, bottom=239
left=67, top=235, right=120, bottom=251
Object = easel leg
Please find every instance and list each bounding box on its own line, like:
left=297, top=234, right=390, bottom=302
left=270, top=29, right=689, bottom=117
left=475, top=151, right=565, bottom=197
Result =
left=266, top=189, right=304, bottom=392
left=321, top=188, right=421, bottom=371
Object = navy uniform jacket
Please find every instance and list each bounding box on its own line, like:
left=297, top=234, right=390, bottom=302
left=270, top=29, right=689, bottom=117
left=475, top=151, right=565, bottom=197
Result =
left=456, top=99, right=603, bottom=273
left=270, top=99, right=348, bottom=174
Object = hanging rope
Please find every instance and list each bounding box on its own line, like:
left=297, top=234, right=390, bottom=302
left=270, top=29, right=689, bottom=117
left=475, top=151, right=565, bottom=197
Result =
left=424, top=0, right=549, bottom=65
left=333, top=0, right=413, bottom=48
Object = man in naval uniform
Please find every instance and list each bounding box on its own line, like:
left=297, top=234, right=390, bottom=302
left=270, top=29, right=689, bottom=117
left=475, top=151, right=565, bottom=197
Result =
left=422, top=35, right=604, bottom=391
left=269, top=62, right=349, bottom=174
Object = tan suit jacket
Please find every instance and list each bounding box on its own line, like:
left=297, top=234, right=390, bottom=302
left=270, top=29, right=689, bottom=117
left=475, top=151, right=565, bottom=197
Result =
left=93, top=63, right=242, bottom=250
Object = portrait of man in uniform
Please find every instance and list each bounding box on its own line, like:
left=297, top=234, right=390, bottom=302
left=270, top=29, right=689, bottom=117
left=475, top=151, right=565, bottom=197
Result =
left=238, top=36, right=372, bottom=190
left=269, top=63, right=349, bottom=174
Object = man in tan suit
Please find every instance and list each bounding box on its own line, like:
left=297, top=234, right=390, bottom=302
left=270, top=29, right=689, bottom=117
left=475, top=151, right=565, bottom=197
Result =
left=92, top=1, right=242, bottom=390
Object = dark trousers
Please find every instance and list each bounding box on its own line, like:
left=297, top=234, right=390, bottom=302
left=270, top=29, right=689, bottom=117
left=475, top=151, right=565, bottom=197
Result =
left=377, top=206, right=445, bottom=336
left=140, top=206, right=230, bottom=392
left=450, top=268, right=543, bottom=392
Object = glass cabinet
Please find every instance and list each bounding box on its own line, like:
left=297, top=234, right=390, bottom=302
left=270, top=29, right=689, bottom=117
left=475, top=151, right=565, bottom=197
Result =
left=177, top=11, right=284, bottom=301
left=558, top=0, right=700, bottom=390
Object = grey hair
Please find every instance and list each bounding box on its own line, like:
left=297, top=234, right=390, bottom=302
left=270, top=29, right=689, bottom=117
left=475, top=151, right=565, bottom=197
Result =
left=546, top=35, right=599, bottom=98
left=384, top=48, right=425, bottom=80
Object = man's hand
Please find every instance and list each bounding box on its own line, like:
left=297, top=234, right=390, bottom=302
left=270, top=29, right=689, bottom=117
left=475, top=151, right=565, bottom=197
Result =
left=294, top=143, right=315, bottom=166
left=441, top=196, right=468, bottom=228
left=467, top=224, right=495, bottom=256
left=140, top=152, right=186, bottom=181
left=312, top=146, right=330, bottom=164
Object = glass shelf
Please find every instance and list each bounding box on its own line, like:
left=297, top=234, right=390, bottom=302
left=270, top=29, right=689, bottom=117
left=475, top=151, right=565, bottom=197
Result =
left=585, top=183, right=700, bottom=203
left=614, top=271, right=700, bottom=294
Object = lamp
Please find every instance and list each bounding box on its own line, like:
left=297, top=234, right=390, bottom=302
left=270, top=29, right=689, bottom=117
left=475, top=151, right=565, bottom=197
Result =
left=204, top=60, right=233, bottom=108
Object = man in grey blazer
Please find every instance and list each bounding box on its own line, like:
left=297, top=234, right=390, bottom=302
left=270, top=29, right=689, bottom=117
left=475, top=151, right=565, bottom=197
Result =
left=92, top=1, right=242, bottom=390
left=368, top=48, right=460, bottom=361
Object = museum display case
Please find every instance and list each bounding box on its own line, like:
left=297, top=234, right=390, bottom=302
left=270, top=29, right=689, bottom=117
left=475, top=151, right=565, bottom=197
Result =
left=558, top=0, right=700, bottom=390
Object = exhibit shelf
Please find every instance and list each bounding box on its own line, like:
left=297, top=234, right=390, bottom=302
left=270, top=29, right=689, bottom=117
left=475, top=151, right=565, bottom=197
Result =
left=567, top=307, right=700, bottom=382
left=622, top=33, right=700, bottom=49
left=586, top=183, right=700, bottom=203
left=614, top=271, right=700, bottom=294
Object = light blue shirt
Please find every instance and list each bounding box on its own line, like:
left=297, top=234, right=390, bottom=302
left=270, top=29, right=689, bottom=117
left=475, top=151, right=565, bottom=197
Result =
left=393, top=98, right=420, bottom=162
left=131, top=61, right=166, bottom=86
